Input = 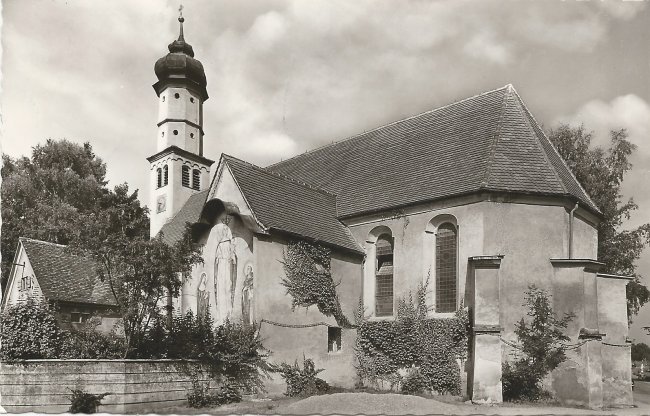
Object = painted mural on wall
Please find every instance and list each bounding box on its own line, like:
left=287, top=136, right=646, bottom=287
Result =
left=241, top=264, right=254, bottom=325
left=197, top=272, right=209, bottom=319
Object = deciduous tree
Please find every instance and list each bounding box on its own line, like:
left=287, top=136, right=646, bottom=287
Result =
left=548, top=125, right=650, bottom=318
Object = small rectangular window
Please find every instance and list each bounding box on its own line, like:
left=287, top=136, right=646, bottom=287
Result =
left=71, top=312, right=81, bottom=323
left=328, top=327, right=342, bottom=353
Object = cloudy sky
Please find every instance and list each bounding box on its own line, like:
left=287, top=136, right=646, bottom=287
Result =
left=2, top=1, right=650, bottom=335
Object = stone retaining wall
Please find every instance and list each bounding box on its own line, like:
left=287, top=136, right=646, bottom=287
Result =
left=0, top=359, right=210, bottom=413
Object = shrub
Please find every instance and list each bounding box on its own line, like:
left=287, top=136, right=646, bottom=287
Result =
left=68, top=389, right=109, bottom=413
left=186, top=380, right=242, bottom=408
left=401, top=368, right=428, bottom=395
left=277, top=357, right=329, bottom=397
left=0, top=299, right=64, bottom=361
left=355, top=283, right=469, bottom=395
left=60, top=318, right=124, bottom=359
left=502, top=285, right=574, bottom=401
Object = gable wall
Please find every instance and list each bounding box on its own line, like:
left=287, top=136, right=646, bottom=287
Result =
left=3, top=245, right=45, bottom=309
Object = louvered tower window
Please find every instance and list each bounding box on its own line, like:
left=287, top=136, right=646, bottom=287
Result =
left=375, top=235, right=394, bottom=317
left=192, top=169, right=200, bottom=190
left=182, top=166, right=190, bottom=188
left=436, top=223, right=457, bottom=313
left=162, top=165, right=168, bottom=186
left=156, top=168, right=162, bottom=189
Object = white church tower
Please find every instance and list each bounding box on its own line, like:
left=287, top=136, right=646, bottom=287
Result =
left=148, top=11, right=214, bottom=238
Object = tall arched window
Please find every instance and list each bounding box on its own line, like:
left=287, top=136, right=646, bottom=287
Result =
left=375, top=234, right=394, bottom=317
left=182, top=165, right=190, bottom=188
left=156, top=168, right=162, bottom=188
left=192, top=169, right=201, bottom=190
left=436, top=223, right=457, bottom=312
left=162, top=165, right=169, bottom=186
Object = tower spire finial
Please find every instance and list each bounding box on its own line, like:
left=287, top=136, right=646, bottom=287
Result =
left=178, top=5, right=185, bottom=41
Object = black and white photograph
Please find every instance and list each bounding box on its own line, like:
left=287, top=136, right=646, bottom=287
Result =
left=0, top=0, right=649, bottom=413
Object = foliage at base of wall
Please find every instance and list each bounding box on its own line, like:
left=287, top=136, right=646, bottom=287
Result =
left=68, top=389, right=110, bottom=414
left=1, top=301, right=271, bottom=396
left=0, top=300, right=122, bottom=361
left=502, top=285, right=574, bottom=402
left=186, top=381, right=242, bottom=409
left=281, top=240, right=352, bottom=328
left=354, top=284, right=469, bottom=395
left=276, top=356, right=330, bottom=397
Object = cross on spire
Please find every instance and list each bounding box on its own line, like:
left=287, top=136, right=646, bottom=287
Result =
left=177, top=4, right=185, bottom=41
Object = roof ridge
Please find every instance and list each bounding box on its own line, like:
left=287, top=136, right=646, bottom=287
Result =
left=267, top=84, right=513, bottom=169
left=509, top=89, right=567, bottom=195
left=19, top=237, right=67, bottom=248
left=482, top=85, right=512, bottom=188
left=510, top=88, right=599, bottom=212
left=224, top=154, right=337, bottom=198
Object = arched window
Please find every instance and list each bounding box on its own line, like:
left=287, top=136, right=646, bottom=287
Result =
left=192, top=169, right=201, bottom=190
left=375, top=234, right=394, bottom=317
left=435, top=223, right=457, bottom=312
left=156, top=168, right=162, bottom=188
left=182, top=165, right=190, bottom=188
left=163, top=165, right=169, bottom=186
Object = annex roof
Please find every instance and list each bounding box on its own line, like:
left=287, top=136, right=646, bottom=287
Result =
left=158, top=190, right=210, bottom=246
left=222, top=155, right=362, bottom=253
left=267, top=85, right=599, bottom=218
left=19, top=237, right=116, bottom=307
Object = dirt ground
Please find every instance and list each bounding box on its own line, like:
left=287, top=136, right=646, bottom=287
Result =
left=160, top=392, right=649, bottom=415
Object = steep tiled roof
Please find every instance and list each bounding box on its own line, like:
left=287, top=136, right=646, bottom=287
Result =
left=223, top=155, right=363, bottom=253
left=159, top=190, right=209, bottom=246
left=20, top=238, right=116, bottom=306
left=267, top=85, right=600, bottom=217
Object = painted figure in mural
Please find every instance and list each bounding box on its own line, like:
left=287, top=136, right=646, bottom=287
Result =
left=241, top=264, right=254, bottom=325
left=230, top=254, right=238, bottom=308
left=197, top=272, right=209, bottom=319
left=214, top=240, right=232, bottom=322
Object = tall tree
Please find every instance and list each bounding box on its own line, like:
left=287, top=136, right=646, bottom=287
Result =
left=69, top=184, right=203, bottom=357
left=1, top=139, right=107, bottom=293
left=548, top=125, right=650, bottom=318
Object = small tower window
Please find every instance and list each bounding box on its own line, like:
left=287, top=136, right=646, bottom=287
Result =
left=192, top=169, right=200, bottom=190
left=190, top=97, right=195, bottom=103
left=174, top=93, right=180, bottom=99
left=190, top=133, right=195, bottom=138
left=162, top=96, right=165, bottom=102
left=161, top=132, right=165, bottom=137
left=163, top=165, right=169, bottom=186
left=173, top=130, right=179, bottom=135
left=182, top=166, right=190, bottom=188
left=156, top=168, right=162, bottom=189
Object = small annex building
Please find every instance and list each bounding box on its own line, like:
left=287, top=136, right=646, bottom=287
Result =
left=1, top=237, right=119, bottom=332
left=146, top=17, right=632, bottom=408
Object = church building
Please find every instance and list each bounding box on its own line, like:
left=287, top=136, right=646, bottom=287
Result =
left=149, top=16, right=633, bottom=407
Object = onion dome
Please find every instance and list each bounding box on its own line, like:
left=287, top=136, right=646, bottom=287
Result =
left=153, top=15, right=208, bottom=100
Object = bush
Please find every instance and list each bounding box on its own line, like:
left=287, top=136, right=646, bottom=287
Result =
left=0, top=300, right=64, bottom=360
left=277, top=357, right=329, bottom=397
left=186, top=380, right=242, bottom=408
left=68, top=389, right=109, bottom=413
left=401, top=368, right=428, bottom=395
left=60, top=318, right=124, bottom=359
left=355, top=283, right=469, bottom=395
left=502, top=285, right=574, bottom=402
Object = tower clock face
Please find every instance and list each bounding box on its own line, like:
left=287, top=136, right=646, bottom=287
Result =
left=157, top=194, right=167, bottom=213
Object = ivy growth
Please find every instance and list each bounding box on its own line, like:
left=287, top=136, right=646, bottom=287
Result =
left=281, top=241, right=352, bottom=328
left=354, top=283, right=469, bottom=395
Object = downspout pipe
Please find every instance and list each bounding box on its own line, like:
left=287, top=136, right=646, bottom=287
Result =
left=569, top=202, right=579, bottom=259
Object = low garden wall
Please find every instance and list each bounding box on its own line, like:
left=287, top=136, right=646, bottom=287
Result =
left=0, top=359, right=210, bottom=413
